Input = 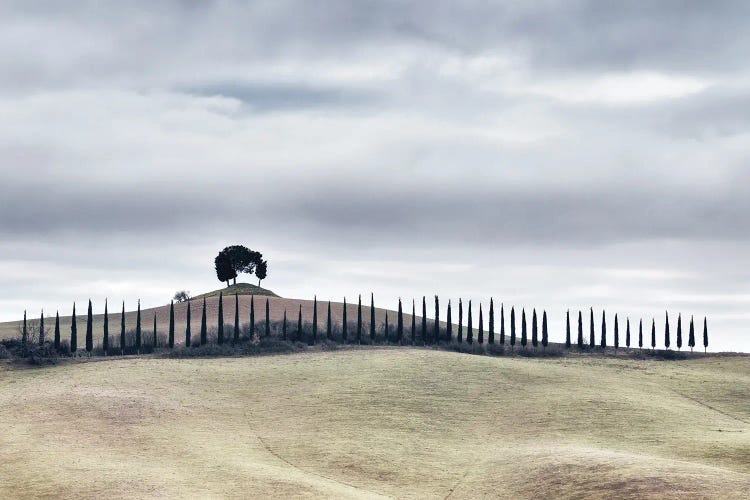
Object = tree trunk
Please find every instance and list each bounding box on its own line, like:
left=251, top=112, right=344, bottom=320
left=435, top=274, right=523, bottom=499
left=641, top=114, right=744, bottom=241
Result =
left=258, top=278, right=261, bottom=286
left=233, top=277, right=237, bottom=285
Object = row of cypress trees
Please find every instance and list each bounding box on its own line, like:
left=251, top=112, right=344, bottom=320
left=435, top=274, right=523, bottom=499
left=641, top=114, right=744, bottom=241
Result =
left=19, top=294, right=710, bottom=354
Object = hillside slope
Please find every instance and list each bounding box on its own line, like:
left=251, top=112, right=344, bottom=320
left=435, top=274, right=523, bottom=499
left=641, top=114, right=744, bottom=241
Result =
left=0, top=351, right=748, bottom=498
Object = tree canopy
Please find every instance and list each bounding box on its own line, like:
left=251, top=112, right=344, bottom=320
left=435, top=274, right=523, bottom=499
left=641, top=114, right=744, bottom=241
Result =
left=214, top=245, right=265, bottom=286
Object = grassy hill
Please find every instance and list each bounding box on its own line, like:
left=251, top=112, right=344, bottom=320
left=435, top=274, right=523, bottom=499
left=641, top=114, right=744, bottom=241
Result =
left=0, top=350, right=748, bottom=498
left=191, top=282, right=279, bottom=299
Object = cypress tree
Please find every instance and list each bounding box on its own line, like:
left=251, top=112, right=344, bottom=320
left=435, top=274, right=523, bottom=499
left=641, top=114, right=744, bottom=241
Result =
left=600, top=310, right=606, bottom=349
left=510, top=307, right=516, bottom=350
left=397, top=298, right=404, bottom=344
left=688, top=316, right=695, bottom=352
left=421, top=296, right=427, bottom=345
left=343, top=298, right=348, bottom=343
left=614, top=314, right=619, bottom=351
left=249, top=295, right=255, bottom=339
left=200, top=297, right=207, bottom=345
left=500, top=303, right=505, bottom=345
left=703, top=317, right=708, bottom=353
left=312, top=296, right=318, bottom=345
left=478, top=303, right=484, bottom=344
left=153, top=313, right=157, bottom=348
left=86, top=299, right=93, bottom=353
left=458, top=298, right=463, bottom=343
left=434, top=295, right=440, bottom=344
left=54, top=311, right=60, bottom=351
left=298, top=305, right=303, bottom=343
left=327, top=301, right=332, bottom=340
left=467, top=300, right=473, bottom=344
left=411, top=299, right=416, bottom=345
left=39, top=310, right=45, bottom=346
left=542, top=310, right=548, bottom=350
left=638, top=319, right=643, bottom=350
left=589, top=308, right=595, bottom=348
left=120, top=301, right=125, bottom=355
left=488, top=298, right=495, bottom=344
left=234, top=294, right=240, bottom=343
left=565, top=310, right=571, bottom=348
left=626, top=318, right=631, bottom=349
left=531, top=309, right=538, bottom=348
left=370, top=293, right=376, bottom=343
left=446, top=300, right=452, bottom=342
left=169, top=300, right=175, bottom=348
left=22, top=310, right=27, bottom=347
left=384, top=310, right=389, bottom=343
left=217, top=293, right=224, bottom=345
left=664, top=311, right=670, bottom=350
left=676, top=314, right=682, bottom=351
left=357, top=295, right=362, bottom=344
left=71, top=303, right=77, bottom=353
left=103, top=299, right=109, bottom=354
left=577, top=310, right=583, bottom=349
left=651, top=319, right=656, bottom=350
left=135, top=300, right=142, bottom=354
left=521, top=308, right=527, bottom=349
left=186, top=300, right=191, bottom=347
left=283, top=309, right=288, bottom=340
left=265, top=298, right=270, bottom=337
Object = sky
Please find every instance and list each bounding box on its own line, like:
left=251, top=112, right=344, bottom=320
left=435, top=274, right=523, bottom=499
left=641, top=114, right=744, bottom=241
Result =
left=0, top=1, right=748, bottom=351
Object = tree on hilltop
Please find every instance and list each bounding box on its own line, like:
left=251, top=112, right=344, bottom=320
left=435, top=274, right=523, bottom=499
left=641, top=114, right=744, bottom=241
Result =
left=214, top=252, right=237, bottom=287
left=216, top=245, right=263, bottom=286
left=256, top=259, right=267, bottom=286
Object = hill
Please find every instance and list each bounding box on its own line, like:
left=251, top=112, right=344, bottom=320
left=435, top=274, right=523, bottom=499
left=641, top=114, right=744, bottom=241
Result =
left=0, top=350, right=748, bottom=498
left=191, top=282, right=279, bottom=299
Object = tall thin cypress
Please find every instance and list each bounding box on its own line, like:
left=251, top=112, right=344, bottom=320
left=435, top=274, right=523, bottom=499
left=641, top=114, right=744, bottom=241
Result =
left=651, top=319, right=656, bottom=350
left=120, top=301, right=125, bottom=355
left=343, top=298, right=348, bottom=343
left=565, top=310, right=571, bottom=349
left=500, top=303, right=505, bottom=345
left=458, top=298, right=463, bottom=343
left=589, top=308, right=595, bottom=347
left=703, top=317, right=708, bottom=353
left=510, top=307, right=516, bottom=350
left=327, top=301, right=332, bottom=340
left=411, top=299, right=416, bottom=345
left=421, top=296, right=427, bottom=345
left=200, top=297, right=207, bottom=345
left=217, top=292, right=224, bottom=345
left=614, top=314, right=619, bottom=351
left=39, top=310, right=45, bottom=345
left=54, top=311, right=60, bottom=350
left=521, top=308, right=527, bottom=349
left=542, top=311, right=548, bottom=350
left=638, top=319, right=643, bottom=350
left=357, top=295, right=363, bottom=345
left=71, top=303, right=77, bottom=353
left=600, top=310, right=606, bottom=349
left=86, top=299, right=93, bottom=353
left=265, top=298, right=270, bottom=337
left=249, top=295, right=255, bottom=339
left=312, top=296, right=318, bottom=344
left=384, top=310, right=389, bottom=343
left=676, top=314, right=682, bottom=351
left=22, top=310, right=28, bottom=347
left=103, top=299, right=109, bottom=354
left=398, top=298, right=404, bottom=344
left=467, top=300, right=473, bottom=344
left=434, top=295, right=440, bottom=344
left=136, top=299, right=142, bottom=354
left=478, top=303, right=483, bottom=344
left=186, top=300, right=191, bottom=347
left=488, top=298, right=494, bottom=344
left=153, top=313, right=157, bottom=348
left=688, top=316, right=695, bottom=352
left=370, top=293, right=376, bottom=342
left=298, top=305, right=303, bottom=343
left=446, top=300, right=452, bottom=342
left=664, top=311, right=670, bottom=350
left=626, top=318, right=631, bottom=349
left=169, top=300, right=175, bottom=348
left=531, top=309, right=538, bottom=348
left=234, top=294, right=240, bottom=343
left=577, top=310, right=583, bottom=349
left=282, top=309, right=288, bottom=340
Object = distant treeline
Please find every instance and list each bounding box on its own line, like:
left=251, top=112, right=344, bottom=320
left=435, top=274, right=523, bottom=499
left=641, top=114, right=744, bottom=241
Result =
left=7, top=293, right=709, bottom=360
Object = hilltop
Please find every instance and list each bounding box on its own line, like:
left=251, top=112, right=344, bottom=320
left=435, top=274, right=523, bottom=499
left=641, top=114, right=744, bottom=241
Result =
left=191, top=282, right=279, bottom=300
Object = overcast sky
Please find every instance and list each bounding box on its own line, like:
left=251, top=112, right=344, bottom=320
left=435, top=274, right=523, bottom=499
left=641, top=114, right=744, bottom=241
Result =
left=1, top=1, right=748, bottom=351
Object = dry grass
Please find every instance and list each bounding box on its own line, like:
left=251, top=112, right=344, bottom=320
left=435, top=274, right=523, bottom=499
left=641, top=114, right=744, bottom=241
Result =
left=0, top=350, right=748, bottom=499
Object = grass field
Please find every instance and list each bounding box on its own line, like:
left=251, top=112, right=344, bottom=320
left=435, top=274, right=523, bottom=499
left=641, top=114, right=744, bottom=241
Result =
left=1, top=349, right=748, bottom=499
